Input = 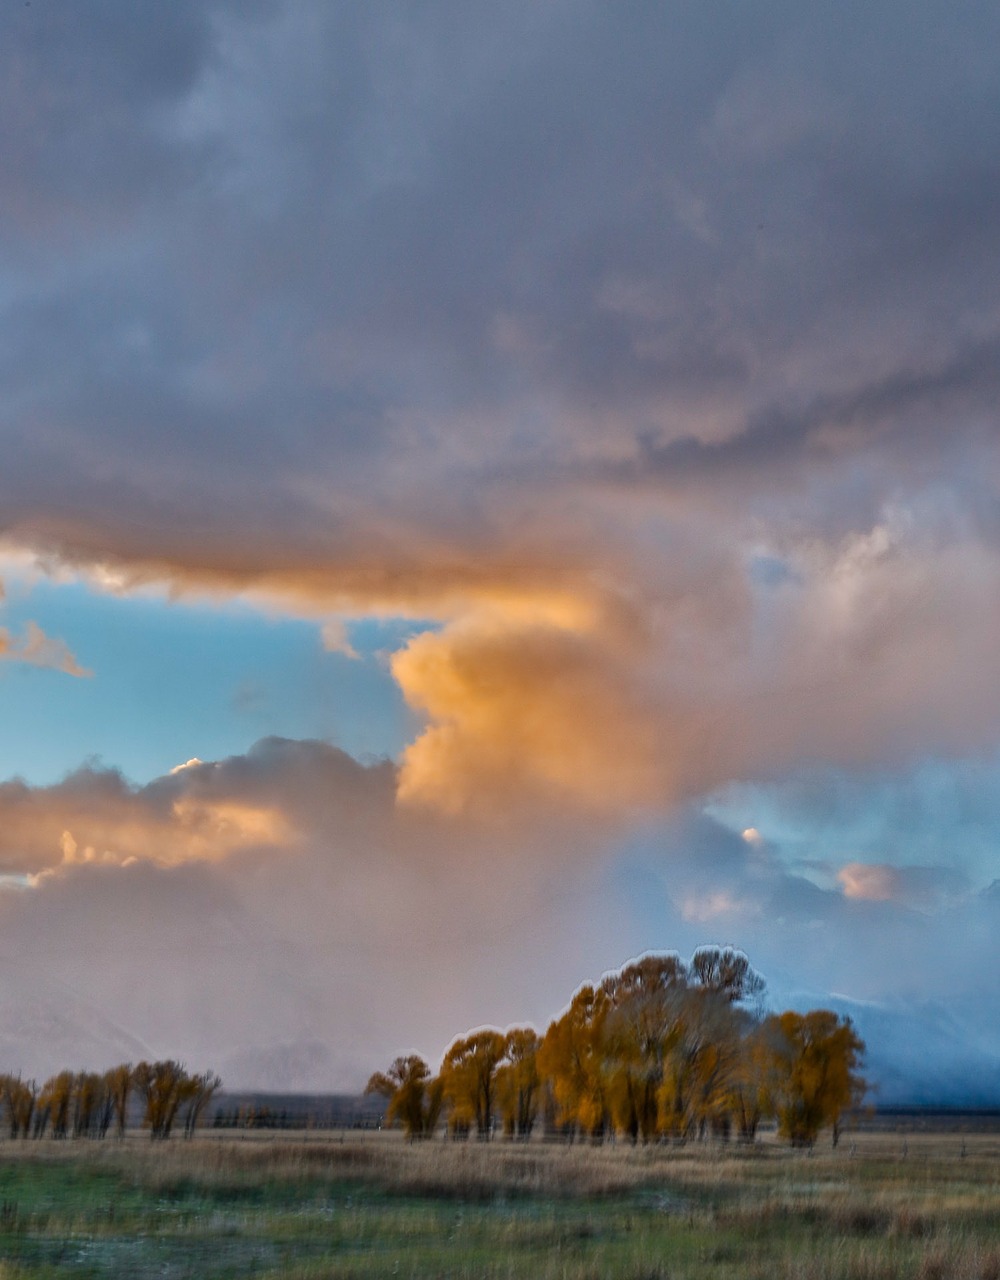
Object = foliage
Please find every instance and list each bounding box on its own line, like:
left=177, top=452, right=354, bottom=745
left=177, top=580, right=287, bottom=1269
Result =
left=536, top=984, right=611, bottom=1139
left=132, top=1060, right=222, bottom=1141
left=0, top=1062, right=221, bottom=1143
left=533, top=949, right=784, bottom=1145
left=440, top=1030, right=508, bottom=1138
left=768, top=1009, right=867, bottom=1146
left=0, top=1075, right=37, bottom=1139
left=365, top=1055, right=443, bottom=1139
left=376, top=947, right=867, bottom=1148
left=496, top=1028, right=540, bottom=1139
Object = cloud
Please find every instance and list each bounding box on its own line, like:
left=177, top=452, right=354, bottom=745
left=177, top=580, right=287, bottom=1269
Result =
left=0, top=745, right=305, bottom=877
left=16, top=492, right=1000, bottom=821
left=0, top=1, right=999, bottom=1093
left=320, top=618, right=359, bottom=660
left=0, top=739, right=996, bottom=1097
left=381, top=507, right=1000, bottom=814
left=0, top=3, right=997, bottom=816
left=838, top=862, right=901, bottom=902
left=392, top=609, right=664, bottom=814
left=620, top=809, right=1000, bottom=1029
left=0, top=620, right=91, bottom=677
left=837, top=861, right=966, bottom=910
left=0, top=737, right=622, bottom=1087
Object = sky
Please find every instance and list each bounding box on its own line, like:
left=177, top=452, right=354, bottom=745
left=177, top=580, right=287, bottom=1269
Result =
left=1, top=0, right=999, bottom=1100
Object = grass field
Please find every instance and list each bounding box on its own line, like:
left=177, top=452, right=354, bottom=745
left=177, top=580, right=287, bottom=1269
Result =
left=0, top=1129, right=996, bottom=1278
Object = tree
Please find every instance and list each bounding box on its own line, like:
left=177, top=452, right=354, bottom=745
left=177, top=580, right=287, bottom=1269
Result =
left=182, top=1071, right=222, bottom=1138
left=365, top=1055, right=443, bottom=1140
left=537, top=985, right=611, bottom=1140
left=440, top=1030, right=507, bottom=1139
left=39, top=1071, right=75, bottom=1139
left=0, top=1075, right=37, bottom=1140
left=727, top=1020, right=781, bottom=1143
left=601, top=955, right=688, bottom=1143
left=686, top=988, right=765, bottom=1141
left=72, top=1072, right=106, bottom=1138
left=104, top=1063, right=133, bottom=1140
left=496, top=1028, right=540, bottom=1139
left=133, top=1060, right=199, bottom=1140
left=768, top=1011, right=866, bottom=1146
left=690, top=947, right=766, bottom=1007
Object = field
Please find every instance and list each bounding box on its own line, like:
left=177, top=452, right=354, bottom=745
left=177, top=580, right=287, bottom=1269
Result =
left=0, top=1129, right=996, bottom=1278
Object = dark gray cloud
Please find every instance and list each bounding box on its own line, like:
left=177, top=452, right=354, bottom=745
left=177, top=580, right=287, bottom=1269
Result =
left=2, top=1, right=999, bottom=548
left=603, top=334, right=1000, bottom=491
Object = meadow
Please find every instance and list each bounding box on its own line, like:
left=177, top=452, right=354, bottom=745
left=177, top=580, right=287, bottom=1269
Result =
left=0, top=1128, right=996, bottom=1279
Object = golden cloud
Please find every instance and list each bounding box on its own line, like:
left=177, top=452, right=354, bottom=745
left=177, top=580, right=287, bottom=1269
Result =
left=9, top=500, right=1000, bottom=821
left=0, top=766, right=298, bottom=880
left=392, top=609, right=666, bottom=814
left=0, top=621, right=91, bottom=677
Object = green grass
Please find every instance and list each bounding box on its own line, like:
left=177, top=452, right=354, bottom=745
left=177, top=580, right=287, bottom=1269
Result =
left=0, top=1131, right=996, bottom=1277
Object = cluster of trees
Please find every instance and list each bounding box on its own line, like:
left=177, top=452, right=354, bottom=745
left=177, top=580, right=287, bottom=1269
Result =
left=367, top=949, right=866, bottom=1148
left=0, top=1061, right=221, bottom=1141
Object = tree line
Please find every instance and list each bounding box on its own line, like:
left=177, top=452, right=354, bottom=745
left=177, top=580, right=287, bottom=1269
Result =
left=0, top=1061, right=221, bottom=1140
left=367, top=948, right=866, bottom=1147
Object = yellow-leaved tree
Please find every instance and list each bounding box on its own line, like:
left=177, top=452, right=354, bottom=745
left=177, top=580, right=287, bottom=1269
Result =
left=496, top=1028, right=541, bottom=1139
left=768, top=1010, right=866, bottom=1146
left=365, top=1055, right=443, bottom=1140
left=537, top=985, right=611, bottom=1140
left=600, top=954, right=687, bottom=1143
left=439, top=1030, right=507, bottom=1139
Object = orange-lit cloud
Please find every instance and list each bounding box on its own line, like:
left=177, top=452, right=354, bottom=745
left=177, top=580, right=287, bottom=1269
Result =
left=0, top=760, right=297, bottom=879
left=0, top=519, right=605, bottom=628
left=392, top=609, right=665, bottom=814
left=836, top=859, right=965, bottom=910
left=0, top=620, right=91, bottom=677
left=13, top=500, right=1000, bottom=822
left=0, top=738, right=993, bottom=1097
left=1, top=0, right=1000, bottom=1102
left=0, top=737, right=626, bottom=1086
left=0, top=0, right=997, bottom=838
left=838, top=862, right=900, bottom=902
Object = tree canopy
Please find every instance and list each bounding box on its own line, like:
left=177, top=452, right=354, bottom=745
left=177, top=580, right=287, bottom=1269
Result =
left=371, top=948, right=866, bottom=1147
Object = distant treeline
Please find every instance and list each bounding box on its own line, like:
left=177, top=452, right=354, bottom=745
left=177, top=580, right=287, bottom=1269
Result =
left=0, top=1061, right=221, bottom=1141
left=211, top=1096, right=383, bottom=1130
left=368, top=948, right=866, bottom=1148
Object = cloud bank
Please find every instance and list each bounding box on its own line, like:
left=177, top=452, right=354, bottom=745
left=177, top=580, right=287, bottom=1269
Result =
left=0, top=2, right=998, bottom=1093
left=0, top=2, right=998, bottom=815
left=0, top=741, right=996, bottom=1096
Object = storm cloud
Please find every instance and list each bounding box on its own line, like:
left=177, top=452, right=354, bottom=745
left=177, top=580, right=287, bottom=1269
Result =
left=0, top=2, right=998, bottom=1094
